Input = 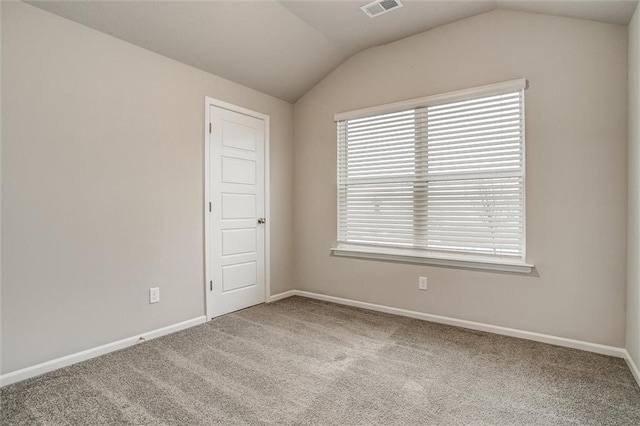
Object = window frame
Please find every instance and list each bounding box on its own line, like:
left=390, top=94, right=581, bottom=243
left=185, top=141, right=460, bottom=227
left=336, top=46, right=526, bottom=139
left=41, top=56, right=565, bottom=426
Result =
left=331, top=79, right=533, bottom=274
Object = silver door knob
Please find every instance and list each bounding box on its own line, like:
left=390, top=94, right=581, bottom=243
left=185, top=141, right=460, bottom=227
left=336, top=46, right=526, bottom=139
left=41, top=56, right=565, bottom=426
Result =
left=258, top=218, right=266, bottom=224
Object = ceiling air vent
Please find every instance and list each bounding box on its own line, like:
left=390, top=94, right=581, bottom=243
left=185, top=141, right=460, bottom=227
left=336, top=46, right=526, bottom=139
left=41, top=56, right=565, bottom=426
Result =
left=361, top=0, right=403, bottom=18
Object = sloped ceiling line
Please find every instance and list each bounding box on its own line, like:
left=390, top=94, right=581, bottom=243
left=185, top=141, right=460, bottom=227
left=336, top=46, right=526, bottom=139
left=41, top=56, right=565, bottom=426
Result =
left=26, top=0, right=639, bottom=102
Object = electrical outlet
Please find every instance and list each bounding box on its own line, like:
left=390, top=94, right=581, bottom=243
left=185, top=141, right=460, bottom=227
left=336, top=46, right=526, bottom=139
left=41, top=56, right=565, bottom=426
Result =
left=418, top=276, right=428, bottom=291
left=149, top=287, right=160, bottom=304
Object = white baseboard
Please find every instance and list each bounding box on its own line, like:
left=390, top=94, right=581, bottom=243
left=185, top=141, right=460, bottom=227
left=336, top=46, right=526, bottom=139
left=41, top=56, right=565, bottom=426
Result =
left=268, top=289, right=297, bottom=302
left=624, top=350, right=640, bottom=387
left=270, top=290, right=627, bottom=359
left=0, top=316, right=206, bottom=388
left=4, top=292, right=638, bottom=389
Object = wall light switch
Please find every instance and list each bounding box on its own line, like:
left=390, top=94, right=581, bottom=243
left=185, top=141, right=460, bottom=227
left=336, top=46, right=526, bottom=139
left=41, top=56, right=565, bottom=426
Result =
left=418, top=277, right=428, bottom=291
left=149, top=287, right=160, bottom=304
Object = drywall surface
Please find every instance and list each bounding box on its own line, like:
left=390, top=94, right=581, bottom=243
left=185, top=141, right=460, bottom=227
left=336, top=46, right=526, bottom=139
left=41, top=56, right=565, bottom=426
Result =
left=628, top=4, right=640, bottom=368
left=1, top=1, right=294, bottom=374
left=294, top=10, right=628, bottom=347
left=0, top=0, right=3, bottom=377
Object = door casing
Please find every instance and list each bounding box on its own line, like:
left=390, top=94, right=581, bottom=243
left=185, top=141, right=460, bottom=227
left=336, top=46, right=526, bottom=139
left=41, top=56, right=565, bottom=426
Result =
left=204, top=97, right=270, bottom=320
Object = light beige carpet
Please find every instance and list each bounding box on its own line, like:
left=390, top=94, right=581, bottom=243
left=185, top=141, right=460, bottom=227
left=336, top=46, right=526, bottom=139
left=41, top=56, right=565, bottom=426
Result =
left=2, top=296, right=639, bottom=425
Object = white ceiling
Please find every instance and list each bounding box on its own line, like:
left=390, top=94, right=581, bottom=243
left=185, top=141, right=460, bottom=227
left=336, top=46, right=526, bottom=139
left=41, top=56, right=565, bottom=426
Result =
left=27, top=0, right=639, bottom=103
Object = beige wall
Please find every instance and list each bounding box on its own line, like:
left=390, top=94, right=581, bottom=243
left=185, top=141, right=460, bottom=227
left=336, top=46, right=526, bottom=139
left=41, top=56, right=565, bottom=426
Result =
left=0, top=0, right=3, bottom=376
left=628, top=4, right=640, bottom=368
left=1, top=1, right=633, bottom=377
left=294, top=10, right=628, bottom=347
left=1, top=2, right=294, bottom=374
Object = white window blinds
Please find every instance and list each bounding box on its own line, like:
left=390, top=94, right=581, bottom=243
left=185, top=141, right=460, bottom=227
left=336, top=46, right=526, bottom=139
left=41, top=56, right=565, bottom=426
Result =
left=337, top=80, right=526, bottom=261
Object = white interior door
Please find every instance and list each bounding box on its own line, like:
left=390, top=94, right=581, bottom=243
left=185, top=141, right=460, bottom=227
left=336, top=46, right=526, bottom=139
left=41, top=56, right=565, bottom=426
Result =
left=208, top=104, right=266, bottom=318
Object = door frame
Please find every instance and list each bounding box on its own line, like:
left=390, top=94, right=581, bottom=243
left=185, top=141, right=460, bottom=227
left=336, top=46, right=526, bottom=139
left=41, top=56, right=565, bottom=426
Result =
left=204, top=97, right=271, bottom=320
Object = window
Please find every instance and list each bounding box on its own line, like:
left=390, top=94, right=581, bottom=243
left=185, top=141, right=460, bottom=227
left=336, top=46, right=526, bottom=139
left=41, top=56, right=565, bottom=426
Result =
left=333, top=79, right=532, bottom=273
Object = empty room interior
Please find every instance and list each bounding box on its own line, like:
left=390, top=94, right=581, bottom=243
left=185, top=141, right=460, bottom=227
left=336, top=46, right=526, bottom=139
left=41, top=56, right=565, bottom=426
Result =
left=1, top=0, right=640, bottom=424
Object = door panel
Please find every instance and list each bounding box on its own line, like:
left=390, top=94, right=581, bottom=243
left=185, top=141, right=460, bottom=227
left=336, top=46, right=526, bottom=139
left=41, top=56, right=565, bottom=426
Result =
left=221, top=193, right=256, bottom=219
left=222, top=157, right=256, bottom=185
left=221, top=121, right=257, bottom=151
left=222, top=228, right=257, bottom=256
left=222, top=262, right=257, bottom=292
left=209, top=105, right=265, bottom=317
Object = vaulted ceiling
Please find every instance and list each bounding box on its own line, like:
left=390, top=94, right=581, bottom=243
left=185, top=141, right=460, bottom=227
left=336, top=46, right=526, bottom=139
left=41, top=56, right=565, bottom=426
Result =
left=28, top=1, right=639, bottom=103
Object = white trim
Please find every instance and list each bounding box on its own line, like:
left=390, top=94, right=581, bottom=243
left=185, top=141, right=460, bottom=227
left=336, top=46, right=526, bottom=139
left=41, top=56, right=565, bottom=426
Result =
left=270, top=290, right=625, bottom=358
left=0, top=316, right=206, bottom=388
left=268, top=289, right=297, bottom=302
left=331, top=245, right=534, bottom=274
left=624, top=350, right=640, bottom=387
left=206, top=98, right=270, bottom=122
left=204, top=99, right=212, bottom=319
left=4, top=293, right=636, bottom=389
left=334, top=78, right=528, bottom=121
left=264, top=117, right=271, bottom=307
left=204, top=97, right=271, bottom=320
left=521, top=89, right=528, bottom=262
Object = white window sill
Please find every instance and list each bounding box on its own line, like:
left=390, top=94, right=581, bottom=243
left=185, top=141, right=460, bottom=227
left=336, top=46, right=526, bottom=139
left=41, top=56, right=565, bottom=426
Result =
left=330, top=245, right=534, bottom=274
